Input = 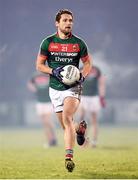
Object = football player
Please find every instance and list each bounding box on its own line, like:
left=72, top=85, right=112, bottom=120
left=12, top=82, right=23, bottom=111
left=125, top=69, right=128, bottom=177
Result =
left=28, top=72, right=57, bottom=147
left=36, top=9, right=92, bottom=172
left=80, top=65, right=106, bottom=147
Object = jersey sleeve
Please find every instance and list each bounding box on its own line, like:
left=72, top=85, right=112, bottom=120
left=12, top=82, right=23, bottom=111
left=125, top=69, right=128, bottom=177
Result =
left=39, top=38, right=49, bottom=58
left=96, top=66, right=102, bottom=78
left=79, top=40, right=88, bottom=58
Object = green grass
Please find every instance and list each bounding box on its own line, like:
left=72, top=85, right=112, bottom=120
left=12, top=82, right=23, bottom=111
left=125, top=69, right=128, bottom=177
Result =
left=0, top=126, right=138, bottom=179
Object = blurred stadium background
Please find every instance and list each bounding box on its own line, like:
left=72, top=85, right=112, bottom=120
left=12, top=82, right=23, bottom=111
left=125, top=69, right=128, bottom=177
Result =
left=0, top=0, right=137, bottom=128
left=0, top=0, right=138, bottom=178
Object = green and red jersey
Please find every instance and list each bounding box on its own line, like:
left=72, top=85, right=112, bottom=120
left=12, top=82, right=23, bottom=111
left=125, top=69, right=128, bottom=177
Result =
left=82, top=66, right=101, bottom=96
left=31, top=72, right=50, bottom=102
left=39, top=33, right=89, bottom=90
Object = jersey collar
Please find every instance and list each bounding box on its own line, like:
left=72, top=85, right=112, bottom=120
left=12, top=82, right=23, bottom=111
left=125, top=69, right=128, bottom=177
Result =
left=56, top=32, right=72, bottom=39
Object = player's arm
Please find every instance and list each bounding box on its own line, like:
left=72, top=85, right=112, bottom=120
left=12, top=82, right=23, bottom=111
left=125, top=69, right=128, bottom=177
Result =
left=80, top=40, right=92, bottom=78
left=98, top=75, right=106, bottom=97
left=36, top=39, right=53, bottom=75
left=98, top=74, right=106, bottom=107
left=81, top=54, right=92, bottom=78
left=36, top=54, right=52, bottom=75
left=36, top=54, right=64, bottom=82
left=27, top=76, right=37, bottom=92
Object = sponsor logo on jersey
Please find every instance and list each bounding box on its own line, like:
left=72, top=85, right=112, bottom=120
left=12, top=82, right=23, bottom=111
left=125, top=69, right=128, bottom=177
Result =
left=55, top=57, right=73, bottom=63
left=50, top=52, right=78, bottom=57
left=73, top=44, right=78, bottom=51
left=50, top=44, right=59, bottom=49
left=48, top=43, right=80, bottom=52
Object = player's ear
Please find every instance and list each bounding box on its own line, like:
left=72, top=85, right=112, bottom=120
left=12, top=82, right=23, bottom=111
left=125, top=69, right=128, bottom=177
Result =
left=55, top=21, right=58, bottom=28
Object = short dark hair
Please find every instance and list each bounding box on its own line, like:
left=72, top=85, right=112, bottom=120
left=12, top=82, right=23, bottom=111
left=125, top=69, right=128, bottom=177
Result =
left=55, top=9, right=73, bottom=22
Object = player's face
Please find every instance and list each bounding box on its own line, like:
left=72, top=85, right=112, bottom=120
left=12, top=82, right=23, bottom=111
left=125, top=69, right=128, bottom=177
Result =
left=56, top=14, right=73, bottom=35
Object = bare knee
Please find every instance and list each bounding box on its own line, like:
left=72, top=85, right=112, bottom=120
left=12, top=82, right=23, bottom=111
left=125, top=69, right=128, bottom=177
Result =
left=63, top=112, right=73, bottom=128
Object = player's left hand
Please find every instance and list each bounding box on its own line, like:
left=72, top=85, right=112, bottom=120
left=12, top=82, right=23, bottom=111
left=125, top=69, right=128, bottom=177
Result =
left=70, top=73, right=85, bottom=87
left=100, top=96, right=106, bottom=108
left=77, top=73, right=85, bottom=84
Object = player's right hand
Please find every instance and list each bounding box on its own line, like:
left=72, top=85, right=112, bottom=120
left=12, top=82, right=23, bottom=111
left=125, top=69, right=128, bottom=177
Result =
left=100, top=96, right=106, bottom=108
left=52, top=66, right=64, bottom=81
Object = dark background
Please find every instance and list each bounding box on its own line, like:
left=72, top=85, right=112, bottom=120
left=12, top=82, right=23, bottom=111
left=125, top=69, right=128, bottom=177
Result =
left=0, top=0, right=138, bottom=126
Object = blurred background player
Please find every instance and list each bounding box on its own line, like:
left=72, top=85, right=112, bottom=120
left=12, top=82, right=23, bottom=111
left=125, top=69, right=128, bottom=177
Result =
left=27, top=71, right=57, bottom=148
left=79, top=65, right=106, bottom=147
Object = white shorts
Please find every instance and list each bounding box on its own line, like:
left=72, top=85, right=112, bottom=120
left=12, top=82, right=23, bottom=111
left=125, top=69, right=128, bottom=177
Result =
left=81, top=96, right=101, bottom=113
left=36, top=102, right=53, bottom=115
left=49, top=86, right=82, bottom=112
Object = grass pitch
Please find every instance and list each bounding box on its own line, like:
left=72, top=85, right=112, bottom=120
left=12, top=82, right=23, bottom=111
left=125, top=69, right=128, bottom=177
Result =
left=0, top=126, right=138, bottom=179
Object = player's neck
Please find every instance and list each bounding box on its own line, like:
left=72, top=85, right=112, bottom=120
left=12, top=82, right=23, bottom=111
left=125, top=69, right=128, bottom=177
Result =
left=57, top=31, right=72, bottom=39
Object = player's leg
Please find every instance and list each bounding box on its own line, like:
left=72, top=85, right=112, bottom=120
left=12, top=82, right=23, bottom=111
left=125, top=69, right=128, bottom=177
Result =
left=41, top=112, right=57, bottom=147
left=91, top=96, right=101, bottom=147
left=36, top=103, right=56, bottom=147
left=56, top=110, right=75, bottom=172
left=56, top=112, right=65, bottom=129
left=76, top=97, right=87, bottom=146
left=49, top=87, right=80, bottom=172
left=91, top=112, right=98, bottom=147
left=63, top=97, right=79, bottom=150
left=79, top=102, right=86, bottom=121
left=49, top=87, right=65, bottom=130
left=63, top=97, right=79, bottom=172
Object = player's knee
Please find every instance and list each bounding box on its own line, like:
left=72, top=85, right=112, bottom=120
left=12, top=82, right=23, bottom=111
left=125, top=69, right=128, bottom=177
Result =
left=63, top=115, right=73, bottom=127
